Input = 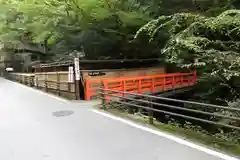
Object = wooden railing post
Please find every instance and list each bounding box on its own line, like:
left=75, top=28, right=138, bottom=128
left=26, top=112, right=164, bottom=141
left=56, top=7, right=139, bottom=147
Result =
left=31, top=76, right=34, bottom=87
left=138, top=79, right=142, bottom=94
left=45, top=80, right=48, bottom=92
left=20, top=75, right=22, bottom=83
left=28, top=76, right=30, bottom=86
left=85, top=80, right=90, bottom=100
left=172, top=76, right=176, bottom=88
left=27, top=76, right=29, bottom=86
left=181, top=75, right=184, bottom=85
left=162, top=77, right=166, bottom=91
left=193, top=71, right=197, bottom=84
left=24, top=76, right=27, bottom=85
left=122, top=80, right=125, bottom=97
left=103, top=81, right=108, bottom=104
left=151, top=78, right=155, bottom=92
left=68, top=82, right=71, bottom=96
left=187, top=77, right=191, bottom=86
left=36, top=76, right=39, bottom=89
left=45, top=73, right=48, bottom=92
left=100, top=87, right=106, bottom=110
left=57, top=72, right=60, bottom=96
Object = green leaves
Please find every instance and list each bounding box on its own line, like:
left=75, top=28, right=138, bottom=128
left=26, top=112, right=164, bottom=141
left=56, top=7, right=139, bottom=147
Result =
left=0, top=0, right=155, bottom=61
left=135, top=10, right=240, bottom=104
left=117, top=11, right=149, bottom=26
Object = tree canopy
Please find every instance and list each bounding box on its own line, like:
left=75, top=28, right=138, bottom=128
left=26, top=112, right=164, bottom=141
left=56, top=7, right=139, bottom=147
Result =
left=134, top=10, right=240, bottom=104
left=0, top=0, right=155, bottom=61
left=0, top=0, right=238, bottom=61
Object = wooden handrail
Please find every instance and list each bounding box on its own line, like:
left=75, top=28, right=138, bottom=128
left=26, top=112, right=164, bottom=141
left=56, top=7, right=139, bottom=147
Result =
left=85, top=72, right=197, bottom=100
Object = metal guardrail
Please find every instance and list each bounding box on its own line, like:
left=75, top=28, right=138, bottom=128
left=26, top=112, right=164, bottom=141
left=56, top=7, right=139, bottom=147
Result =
left=99, top=88, right=240, bottom=130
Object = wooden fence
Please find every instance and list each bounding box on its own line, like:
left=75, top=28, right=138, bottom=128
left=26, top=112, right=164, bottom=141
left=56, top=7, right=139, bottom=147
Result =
left=8, top=72, right=77, bottom=99
left=6, top=71, right=197, bottom=101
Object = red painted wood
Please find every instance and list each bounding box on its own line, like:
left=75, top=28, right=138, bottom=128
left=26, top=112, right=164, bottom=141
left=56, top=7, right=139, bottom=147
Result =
left=85, top=72, right=197, bottom=100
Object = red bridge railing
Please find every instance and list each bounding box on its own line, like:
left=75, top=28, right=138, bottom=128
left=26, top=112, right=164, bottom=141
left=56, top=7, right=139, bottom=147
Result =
left=85, top=72, right=197, bottom=100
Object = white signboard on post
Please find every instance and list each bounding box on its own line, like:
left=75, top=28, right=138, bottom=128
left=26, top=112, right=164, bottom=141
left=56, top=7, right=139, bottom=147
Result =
left=68, top=66, right=74, bottom=83
left=74, top=58, right=80, bottom=80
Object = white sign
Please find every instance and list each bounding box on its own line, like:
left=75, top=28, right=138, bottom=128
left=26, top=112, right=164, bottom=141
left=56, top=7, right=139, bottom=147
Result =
left=5, top=67, right=14, bottom=72
left=74, top=58, right=80, bottom=80
left=68, top=66, right=74, bottom=82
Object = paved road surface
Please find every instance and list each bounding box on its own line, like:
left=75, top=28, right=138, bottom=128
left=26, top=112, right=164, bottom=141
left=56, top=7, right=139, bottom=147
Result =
left=0, top=78, right=237, bottom=160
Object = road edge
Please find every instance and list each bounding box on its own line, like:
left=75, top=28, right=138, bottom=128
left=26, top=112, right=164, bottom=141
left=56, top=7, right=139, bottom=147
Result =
left=91, top=109, right=239, bottom=160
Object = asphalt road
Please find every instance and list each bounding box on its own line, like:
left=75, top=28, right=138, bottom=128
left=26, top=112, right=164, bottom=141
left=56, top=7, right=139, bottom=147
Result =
left=0, top=78, right=238, bottom=160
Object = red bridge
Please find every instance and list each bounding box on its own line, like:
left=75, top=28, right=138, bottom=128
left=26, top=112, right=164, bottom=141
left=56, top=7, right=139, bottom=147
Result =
left=85, top=72, right=197, bottom=100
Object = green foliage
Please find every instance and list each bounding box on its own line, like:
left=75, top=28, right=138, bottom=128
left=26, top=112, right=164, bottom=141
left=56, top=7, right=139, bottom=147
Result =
left=135, top=10, right=240, bottom=104
left=0, top=0, right=236, bottom=61
left=150, top=0, right=235, bottom=16
left=0, top=0, right=154, bottom=61
left=134, top=10, right=240, bottom=142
